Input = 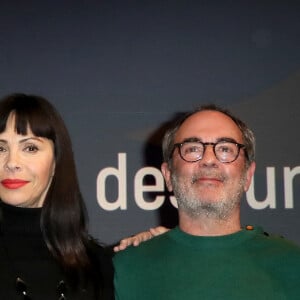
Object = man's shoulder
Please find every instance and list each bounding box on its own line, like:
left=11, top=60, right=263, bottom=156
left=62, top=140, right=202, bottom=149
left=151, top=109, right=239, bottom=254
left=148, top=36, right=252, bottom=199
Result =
left=250, top=227, right=300, bottom=256
left=113, top=229, right=173, bottom=263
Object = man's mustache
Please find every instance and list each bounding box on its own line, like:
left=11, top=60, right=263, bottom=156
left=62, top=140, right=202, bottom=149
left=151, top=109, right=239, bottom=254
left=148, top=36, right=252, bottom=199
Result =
left=191, top=171, right=227, bottom=184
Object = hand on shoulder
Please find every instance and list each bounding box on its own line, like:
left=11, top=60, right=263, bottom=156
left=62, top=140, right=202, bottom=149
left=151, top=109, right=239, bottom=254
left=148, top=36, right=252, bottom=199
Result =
left=113, top=226, right=170, bottom=252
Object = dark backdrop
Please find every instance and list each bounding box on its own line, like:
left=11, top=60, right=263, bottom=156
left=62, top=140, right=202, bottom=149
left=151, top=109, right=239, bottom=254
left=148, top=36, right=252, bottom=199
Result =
left=0, top=0, right=299, bottom=246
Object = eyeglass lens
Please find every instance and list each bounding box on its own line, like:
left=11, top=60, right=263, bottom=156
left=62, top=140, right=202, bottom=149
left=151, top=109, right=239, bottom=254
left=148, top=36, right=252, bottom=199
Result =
left=179, top=141, right=240, bottom=162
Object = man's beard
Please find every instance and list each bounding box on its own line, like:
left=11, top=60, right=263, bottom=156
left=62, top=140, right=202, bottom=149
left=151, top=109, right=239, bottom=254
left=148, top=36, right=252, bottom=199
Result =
left=171, top=169, right=247, bottom=220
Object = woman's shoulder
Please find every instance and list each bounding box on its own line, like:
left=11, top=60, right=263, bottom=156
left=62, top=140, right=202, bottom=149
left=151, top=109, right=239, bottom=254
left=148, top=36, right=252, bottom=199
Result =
left=87, top=239, right=115, bottom=300
left=88, top=238, right=113, bottom=258
left=88, top=238, right=114, bottom=276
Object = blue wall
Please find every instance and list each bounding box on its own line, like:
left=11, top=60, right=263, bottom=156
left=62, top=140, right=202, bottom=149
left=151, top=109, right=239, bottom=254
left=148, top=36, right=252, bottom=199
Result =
left=0, top=0, right=299, bottom=245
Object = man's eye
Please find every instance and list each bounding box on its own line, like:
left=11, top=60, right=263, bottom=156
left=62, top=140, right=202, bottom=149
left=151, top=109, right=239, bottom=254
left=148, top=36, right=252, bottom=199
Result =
left=0, top=146, right=7, bottom=152
left=217, top=145, right=233, bottom=153
left=220, top=146, right=230, bottom=152
left=185, top=146, right=201, bottom=153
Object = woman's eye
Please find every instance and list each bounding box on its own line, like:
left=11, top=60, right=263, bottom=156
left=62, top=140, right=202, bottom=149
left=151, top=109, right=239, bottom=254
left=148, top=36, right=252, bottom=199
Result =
left=0, top=146, right=6, bottom=152
left=24, top=145, right=38, bottom=152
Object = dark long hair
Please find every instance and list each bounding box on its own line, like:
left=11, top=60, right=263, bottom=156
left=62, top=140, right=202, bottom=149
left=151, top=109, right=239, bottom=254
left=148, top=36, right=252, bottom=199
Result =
left=0, top=93, right=102, bottom=290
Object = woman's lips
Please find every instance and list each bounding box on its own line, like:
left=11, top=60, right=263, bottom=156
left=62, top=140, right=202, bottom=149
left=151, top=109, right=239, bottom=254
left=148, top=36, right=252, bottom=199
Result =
left=1, top=179, right=29, bottom=189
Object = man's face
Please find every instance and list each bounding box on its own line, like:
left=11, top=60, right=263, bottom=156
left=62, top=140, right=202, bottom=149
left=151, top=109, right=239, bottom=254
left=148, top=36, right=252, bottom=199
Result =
left=161, top=110, right=255, bottom=220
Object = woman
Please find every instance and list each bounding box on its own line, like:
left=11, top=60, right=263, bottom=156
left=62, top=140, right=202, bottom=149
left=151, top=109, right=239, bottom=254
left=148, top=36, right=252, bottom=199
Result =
left=0, top=94, right=113, bottom=299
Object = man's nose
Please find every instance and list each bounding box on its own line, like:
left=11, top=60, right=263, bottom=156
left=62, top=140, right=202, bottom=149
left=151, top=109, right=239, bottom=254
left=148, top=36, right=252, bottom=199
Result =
left=200, top=145, right=218, bottom=166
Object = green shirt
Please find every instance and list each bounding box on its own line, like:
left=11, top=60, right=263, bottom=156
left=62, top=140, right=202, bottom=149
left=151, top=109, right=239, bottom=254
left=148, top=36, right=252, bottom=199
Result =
left=113, top=226, right=300, bottom=300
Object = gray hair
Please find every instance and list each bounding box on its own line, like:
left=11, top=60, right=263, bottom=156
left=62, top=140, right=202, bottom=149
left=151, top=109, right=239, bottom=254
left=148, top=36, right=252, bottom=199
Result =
left=162, top=104, right=255, bottom=168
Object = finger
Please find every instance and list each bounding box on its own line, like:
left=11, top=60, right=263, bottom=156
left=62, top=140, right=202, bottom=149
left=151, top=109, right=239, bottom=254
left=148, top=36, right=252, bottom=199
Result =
left=113, top=238, right=132, bottom=252
left=149, top=226, right=169, bottom=236
left=132, top=231, right=150, bottom=245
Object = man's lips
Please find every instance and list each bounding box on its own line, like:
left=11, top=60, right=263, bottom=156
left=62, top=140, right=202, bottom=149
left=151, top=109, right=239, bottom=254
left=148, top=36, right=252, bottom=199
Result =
left=1, top=179, right=30, bottom=189
left=192, top=174, right=225, bottom=185
left=195, top=178, right=222, bottom=187
left=198, top=177, right=222, bottom=182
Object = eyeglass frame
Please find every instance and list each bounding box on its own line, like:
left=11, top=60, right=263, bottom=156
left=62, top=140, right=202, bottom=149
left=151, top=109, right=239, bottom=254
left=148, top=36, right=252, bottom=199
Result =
left=170, top=138, right=247, bottom=163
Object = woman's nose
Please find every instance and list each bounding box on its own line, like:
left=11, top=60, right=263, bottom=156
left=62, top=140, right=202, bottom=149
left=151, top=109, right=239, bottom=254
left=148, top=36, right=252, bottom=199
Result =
left=4, top=151, right=21, bottom=172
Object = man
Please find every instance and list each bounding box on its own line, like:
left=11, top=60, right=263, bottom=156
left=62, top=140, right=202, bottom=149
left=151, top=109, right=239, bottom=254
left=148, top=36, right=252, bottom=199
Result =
left=113, top=105, right=300, bottom=299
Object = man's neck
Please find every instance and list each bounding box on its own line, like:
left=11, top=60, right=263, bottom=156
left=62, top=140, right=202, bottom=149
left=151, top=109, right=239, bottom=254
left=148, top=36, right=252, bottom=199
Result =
left=178, top=210, right=241, bottom=236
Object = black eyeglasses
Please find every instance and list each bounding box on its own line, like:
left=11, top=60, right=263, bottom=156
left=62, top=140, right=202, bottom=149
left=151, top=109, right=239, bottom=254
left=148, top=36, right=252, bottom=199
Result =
left=172, top=140, right=246, bottom=163
left=16, top=277, right=67, bottom=300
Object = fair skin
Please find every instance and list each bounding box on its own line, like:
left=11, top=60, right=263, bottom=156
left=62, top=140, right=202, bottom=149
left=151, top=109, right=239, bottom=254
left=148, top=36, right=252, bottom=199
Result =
left=115, top=110, right=256, bottom=250
left=113, top=226, right=169, bottom=252
left=0, top=113, right=56, bottom=208
left=161, top=110, right=255, bottom=236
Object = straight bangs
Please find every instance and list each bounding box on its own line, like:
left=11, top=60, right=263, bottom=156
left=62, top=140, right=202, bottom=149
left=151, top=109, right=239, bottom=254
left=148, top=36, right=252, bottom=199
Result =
left=0, top=94, right=57, bottom=154
left=12, top=109, right=56, bottom=142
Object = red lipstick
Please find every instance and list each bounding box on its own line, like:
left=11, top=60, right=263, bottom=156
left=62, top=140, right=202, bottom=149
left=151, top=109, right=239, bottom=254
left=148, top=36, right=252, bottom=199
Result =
left=1, top=179, right=29, bottom=189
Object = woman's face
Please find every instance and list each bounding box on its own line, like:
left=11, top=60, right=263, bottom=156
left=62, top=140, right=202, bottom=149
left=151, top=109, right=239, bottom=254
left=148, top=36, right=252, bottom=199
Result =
left=0, top=114, right=56, bottom=208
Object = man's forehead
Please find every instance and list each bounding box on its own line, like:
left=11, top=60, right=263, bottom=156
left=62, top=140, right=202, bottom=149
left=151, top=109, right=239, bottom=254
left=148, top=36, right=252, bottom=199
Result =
left=175, top=110, right=243, bottom=142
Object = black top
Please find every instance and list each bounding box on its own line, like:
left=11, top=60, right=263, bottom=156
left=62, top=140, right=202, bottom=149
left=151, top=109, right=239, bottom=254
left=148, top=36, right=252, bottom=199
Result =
left=0, top=202, right=114, bottom=300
